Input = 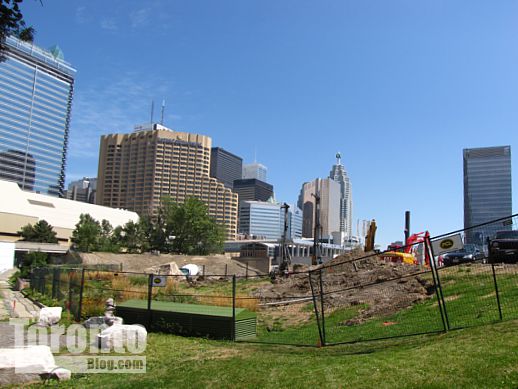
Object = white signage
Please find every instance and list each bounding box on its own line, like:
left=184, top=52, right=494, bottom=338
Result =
left=151, top=275, right=166, bottom=287
left=431, top=234, right=464, bottom=255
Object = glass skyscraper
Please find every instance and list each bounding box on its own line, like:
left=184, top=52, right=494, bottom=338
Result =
left=463, top=146, right=512, bottom=243
left=0, top=36, right=75, bottom=196
left=210, top=147, right=242, bottom=189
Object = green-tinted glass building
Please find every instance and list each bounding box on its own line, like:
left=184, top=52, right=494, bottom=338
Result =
left=0, top=36, right=75, bottom=196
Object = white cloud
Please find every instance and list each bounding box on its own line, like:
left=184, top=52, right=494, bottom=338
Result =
left=130, top=8, right=151, bottom=28
left=100, top=18, right=118, bottom=31
left=75, top=6, right=88, bottom=24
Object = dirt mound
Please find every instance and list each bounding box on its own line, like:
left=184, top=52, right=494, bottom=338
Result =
left=74, top=252, right=261, bottom=276
left=255, top=253, right=434, bottom=324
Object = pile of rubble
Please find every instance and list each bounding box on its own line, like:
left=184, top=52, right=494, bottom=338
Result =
left=255, top=253, right=435, bottom=324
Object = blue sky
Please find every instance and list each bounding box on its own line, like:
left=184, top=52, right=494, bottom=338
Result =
left=22, top=1, right=518, bottom=247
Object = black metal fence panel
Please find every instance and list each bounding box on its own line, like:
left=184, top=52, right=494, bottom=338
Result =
left=234, top=273, right=321, bottom=346
left=25, top=213, right=518, bottom=348
left=309, top=250, right=445, bottom=346
left=429, top=213, right=518, bottom=330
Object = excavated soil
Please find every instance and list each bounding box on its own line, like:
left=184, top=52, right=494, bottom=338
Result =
left=254, top=252, right=435, bottom=327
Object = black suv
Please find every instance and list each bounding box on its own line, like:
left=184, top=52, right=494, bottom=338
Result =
left=488, top=230, right=518, bottom=264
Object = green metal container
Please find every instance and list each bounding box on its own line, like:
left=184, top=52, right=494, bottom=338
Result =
left=117, top=299, right=256, bottom=340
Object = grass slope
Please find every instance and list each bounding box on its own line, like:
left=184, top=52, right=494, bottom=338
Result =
left=23, top=319, right=518, bottom=389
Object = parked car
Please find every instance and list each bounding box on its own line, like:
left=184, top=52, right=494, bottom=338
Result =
left=442, top=244, right=484, bottom=267
left=488, top=230, right=518, bottom=264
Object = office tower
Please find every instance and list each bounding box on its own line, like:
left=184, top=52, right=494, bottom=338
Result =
left=463, top=146, right=512, bottom=244
left=66, top=177, right=97, bottom=204
left=0, top=150, right=35, bottom=190
left=96, top=123, right=238, bottom=238
left=238, top=200, right=303, bottom=240
left=242, top=162, right=267, bottom=182
left=287, top=205, right=303, bottom=239
left=238, top=200, right=283, bottom=239
left=329, top=152, right=353, bottom=237
left=210, top=147, right=242, bottom=189
left=233, top=178, right=273, bottom=205
left=0, top=36, right=75, bottom=196
left=300, top=178, right=341, bottom=239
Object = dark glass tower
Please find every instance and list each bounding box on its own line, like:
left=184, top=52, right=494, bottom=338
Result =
left=463, top=146, right=512, bottom=243
left=233, top=178, right=273, bottom=205
left=210, top=147, right=242, bottom=189
left=0, top=36, right=75, bottom=196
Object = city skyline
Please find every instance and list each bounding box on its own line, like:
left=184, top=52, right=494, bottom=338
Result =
left=20, top=1, right=518, bottom=247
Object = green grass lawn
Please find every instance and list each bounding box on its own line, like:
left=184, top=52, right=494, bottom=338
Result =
left=21, top=264, right=518, bottom=388
left=22, top=319, right=518, bottom=389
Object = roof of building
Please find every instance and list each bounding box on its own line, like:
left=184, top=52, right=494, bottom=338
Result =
left=0, top=180, right=139, bottom=230
left=14, top=241, right=69, bottom=254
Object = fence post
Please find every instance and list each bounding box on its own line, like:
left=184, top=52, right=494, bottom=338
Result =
left=245, top=263, right=249, bottom=279
left=67, top=270, right=73, bottom=315
left=203, top=265, right=206, bottom=277
left=225, top=264, right=228, bottom=278
left=308, top=271, right=325, bottom=347
left=40, top=268, right=45, bottom=295
left=232, top=275, right=236, bottom=341
left=426, top=238, right=449, bottom=332
left=491, top=264, right=503, bottom=321
left=318, top=269, right=326, bottom=346
left=147, top=274, right=153, bottom=330
left=51, top=268, right=58, bottom=299
left=77, top=268, right=86, bottom=321
left=30, top=269, right=35, bottom=291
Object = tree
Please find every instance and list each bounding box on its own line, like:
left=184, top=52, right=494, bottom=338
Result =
left=17, top=250, right=47, bottom=278
left=98, top=219, right=119, bottom=252
left=17, top=219, right=58, bottom=243
left=0, top=0, right=36, bottom=61
left=139, top=214, right=166, bottom=252
left=120, top=220, right=148, bottom=253
left=71, top=213, right=101, bottom=252
left=162, top=197, right=225, bottom=255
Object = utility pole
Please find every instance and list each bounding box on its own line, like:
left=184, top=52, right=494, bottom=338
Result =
left=279, top=203, right=291, bottom=272
left=312, top=193, right=321, bottom=265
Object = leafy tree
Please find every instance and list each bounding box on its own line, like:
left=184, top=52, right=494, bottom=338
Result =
left=162, top=197, right=225, bottom=255
left=17, top=250, right=48, bottom=278
left=17, top=219, right=58, bottom=243
left=139, top=214, right=165, bottom=252
left=71, top=213, right=101, bottom=252
left=98, top=219, right=119, bottom=252
left=0, top=0, right=36, bottom=61
left=120, top=220, right=148, bottom=253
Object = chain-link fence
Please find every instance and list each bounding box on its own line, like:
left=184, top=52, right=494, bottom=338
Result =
left=27, top=213, right=518, bottom=347
left=308, top=248, right=446, bottom=346
left=430, top=213, right=518, bottom=330
left=234, top=272, right=321, bottom=346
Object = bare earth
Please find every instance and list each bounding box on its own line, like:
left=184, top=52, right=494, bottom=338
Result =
left=77, top=252, right=261, bottom=276
left=254, top=252, right=434, bottom=328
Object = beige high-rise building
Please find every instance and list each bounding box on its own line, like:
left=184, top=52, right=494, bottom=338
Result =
left=301, top=178, right=341, bottom=239
left=96, top=124, right=238, bottom=238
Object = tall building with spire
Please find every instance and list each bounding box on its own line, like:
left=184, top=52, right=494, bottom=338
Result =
left=329, top=152, right=353, bottom=238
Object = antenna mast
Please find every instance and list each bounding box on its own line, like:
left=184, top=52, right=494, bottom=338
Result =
left=161, top=99, right=165, bottom=125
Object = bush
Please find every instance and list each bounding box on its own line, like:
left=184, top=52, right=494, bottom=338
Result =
left=19, top=251, right=48, bottom=278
